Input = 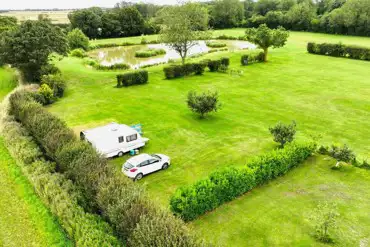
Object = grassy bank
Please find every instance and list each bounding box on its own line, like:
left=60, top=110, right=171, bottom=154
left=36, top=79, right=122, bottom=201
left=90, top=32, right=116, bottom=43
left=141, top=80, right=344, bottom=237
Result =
left=0, top=67, right=17, bottom=101
left=0, top=138, right=72, bottom=247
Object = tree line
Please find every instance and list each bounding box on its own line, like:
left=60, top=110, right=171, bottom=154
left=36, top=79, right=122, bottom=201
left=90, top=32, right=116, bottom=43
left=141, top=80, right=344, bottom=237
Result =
left=65, top=0, right=369, bottom=39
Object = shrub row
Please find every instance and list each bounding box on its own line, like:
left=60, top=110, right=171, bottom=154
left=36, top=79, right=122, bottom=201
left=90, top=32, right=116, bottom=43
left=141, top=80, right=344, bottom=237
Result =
left=95, top=63, right=130, bottom=71
left=241, top=51, right=265, bottom=65
left=208, top=47, right=228, bottom=53
left=163, top=62, right=207, bottom=79
left=170, top=142, right=316, bottom=221
left=214, top=35, right=245, bottom=41
left=8, top=91, right=205, bottom=246
left=307, top=42, right=370, bottom=61
left=135, top=48, right=166, bottom=58
left=206, top=41, right=227, bottom=48
left=116, top=70, right=148, bottom=87
left=89, top=40, right=160, bottom=50
left=206, top=57, right=230, bottom=72
left=0, top=117, right=120, bottom=246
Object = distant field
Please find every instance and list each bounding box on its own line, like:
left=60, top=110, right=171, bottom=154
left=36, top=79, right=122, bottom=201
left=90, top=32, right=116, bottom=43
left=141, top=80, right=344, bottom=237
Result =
left=0, top=10, right=70, bottom=24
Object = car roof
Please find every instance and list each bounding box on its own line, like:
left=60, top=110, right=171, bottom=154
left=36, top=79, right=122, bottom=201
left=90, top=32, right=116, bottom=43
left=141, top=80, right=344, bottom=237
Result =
left=127, top=154, right=152, bottom=165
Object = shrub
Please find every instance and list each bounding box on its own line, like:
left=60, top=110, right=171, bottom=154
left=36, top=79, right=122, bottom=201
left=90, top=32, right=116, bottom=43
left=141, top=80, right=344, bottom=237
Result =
left=37, top=84, right=54, bottom=105
left=187, top=90, right=221, bottom=118
left=170, top=142, right=316, bottom=221
left=41, top=74, right=66, bottom=98
left=83, top=58, right=99, bottom=67
left=116, top=70, right=149, bottom=87
left=307, top=42, right=370, bottom=61
left=70, top=48, right=87, bottom=58
left=135, top=48, right=166, bottom=58
left=241, top=51, right=265, bottom=65
left=95, top=63, right=130, bottom=71
left=328, top=144, right=355, bottom=163
left=269, top=121, right=297, bottom=147
left=207, top=60, right=221, bottom=72
left=220, top=57, right=230, bottom=67
left=163, top=63, right=206, bottom=79
left=206, top=41, right=227, bottom=48
left=67, top=28, right=89, bottom=51
left=311, top=202, right=339, bottom=243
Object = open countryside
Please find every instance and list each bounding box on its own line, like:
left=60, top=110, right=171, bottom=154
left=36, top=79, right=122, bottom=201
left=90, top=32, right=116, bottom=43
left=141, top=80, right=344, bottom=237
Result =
left=0, top=0, right=369, bottom=246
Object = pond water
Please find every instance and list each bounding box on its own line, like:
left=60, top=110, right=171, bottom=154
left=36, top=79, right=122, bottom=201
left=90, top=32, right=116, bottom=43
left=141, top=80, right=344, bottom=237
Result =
left=88, top=40, right=256, bottom=69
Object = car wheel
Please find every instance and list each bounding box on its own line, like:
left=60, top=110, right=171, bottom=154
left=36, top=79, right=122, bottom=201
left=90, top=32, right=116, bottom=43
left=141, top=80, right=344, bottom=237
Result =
left=135, top=173, right=143, bottom=181
left=162, top=163, right=169, bottom=170
left=118, top=152, right=124, bottom=157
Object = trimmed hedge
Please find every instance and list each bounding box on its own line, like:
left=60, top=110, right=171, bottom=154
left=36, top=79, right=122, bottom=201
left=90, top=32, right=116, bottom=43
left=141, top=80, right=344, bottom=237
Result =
left=206, top=41, right=227, bottom=48
left=307, top=42, right=370, bottom=61
left=95, top=63, right=130, bottom=71
left=1, top=118, right=120, bottom=246
left=163, top=62, right=207, bottom=79
left=207, top=57, right=230, bottom=72
left=8, top=90, right=205, bottom=246
left=170, top=142, right=316, bottom=221
left=135, top=48, right=166, bottom=58
left=116, top=70, right=149, bottom=87
left=241, top=51, right=265, bottom=65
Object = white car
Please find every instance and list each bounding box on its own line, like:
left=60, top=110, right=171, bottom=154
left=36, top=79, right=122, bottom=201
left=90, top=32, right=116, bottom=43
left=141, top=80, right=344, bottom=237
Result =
left=122, top=153, right=170, bottom=180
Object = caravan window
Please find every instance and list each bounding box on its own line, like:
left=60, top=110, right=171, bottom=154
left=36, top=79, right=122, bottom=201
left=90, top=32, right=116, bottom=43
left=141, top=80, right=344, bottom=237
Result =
left=118, top=136, right=124, bottom=143
left=126, top=134, right=138, bottom=142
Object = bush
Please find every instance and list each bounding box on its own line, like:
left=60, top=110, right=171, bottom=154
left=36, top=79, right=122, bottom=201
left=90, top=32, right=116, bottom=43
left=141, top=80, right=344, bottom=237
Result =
left=163, top=63, right=206, bottom=79
left=170, top=142, right=316, bottom=221
left=70, top=48, right=87, bottom=58
left=95, top=63, right=130, bottom=71
left=67, top=28, right=89, bottom=51
left=241, top=51, right=265, bottom=65
left=307, top=42, right=370, bottom=61
left=83, top=58, right=99, bottom=67
left=328, top=144, right=355, bottom=163
left=116, top=70, right=148, bottom=87
left=135, top=48, right=166, bottom=58
left=187, top=90, right=221, bottom=118
left=1, top=119, right=120, bottom=247
left=207, top=60, right=221, bottom=72
left=269, top=121, right=297, bottom=147
left=206, top=41, right=227, bottom=48
left=37, top=84, right=54, bottom=105
left=41, top=74, right=66, bottom=98
left=220, top=57, right=230, bottom=67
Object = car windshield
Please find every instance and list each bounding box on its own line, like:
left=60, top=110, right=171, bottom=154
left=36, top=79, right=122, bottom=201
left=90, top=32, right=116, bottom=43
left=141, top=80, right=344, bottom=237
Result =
left=151, top=154, right=161, bottom=160
left=124, top=162, right=134, bottom=169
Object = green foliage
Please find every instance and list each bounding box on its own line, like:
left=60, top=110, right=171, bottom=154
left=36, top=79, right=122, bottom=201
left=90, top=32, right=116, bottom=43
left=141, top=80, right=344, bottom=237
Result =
left=157, top=2, right=210, bottom=64
left=328, top=144, right=356, bottom=163
left=1, top=119, right=121, bottom=247
left=163, top=62, right=207, bottom=79
left=206, top=41, right=227, bottom=48
left=170, top=142, right=316, bottom=221
left=241, top=51, right=265, bottom=65
left=209, top=0, right=245, bottom=28
left=41, top=73, right=66, bottom=98
left=187, top=90, right=221, bottom=118
left=0, top=16, right=17, bottom=34
left=269, top=121, right=297, bottom=147
left=311, top=202, right=339, bottom=243
left=135, top=48, right=166, bottom=57
left=0, top=20, right=68, bottom=82
left=67, top=28, right=89, bottom=51
left=95, top=63, right=130, bottom=71
left=307, top=42, right=370, bottom=61
left=207, top=59, right=221, bottom=72
left=245, top=24, right=289, bottom=61
left=70, top=48, right=87, bottom=58
left=37, top=84, right=54, bottom=105
left=116, top=70, right=148, bottom=87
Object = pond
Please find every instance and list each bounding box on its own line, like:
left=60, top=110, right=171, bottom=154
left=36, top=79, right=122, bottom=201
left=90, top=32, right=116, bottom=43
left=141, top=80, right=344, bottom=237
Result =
left=88, top=40, right=256, bottom=69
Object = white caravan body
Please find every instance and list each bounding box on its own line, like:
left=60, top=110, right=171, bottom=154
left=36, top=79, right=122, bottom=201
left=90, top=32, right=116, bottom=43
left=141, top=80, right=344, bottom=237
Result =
left=81, top=123, right=149, bottom=158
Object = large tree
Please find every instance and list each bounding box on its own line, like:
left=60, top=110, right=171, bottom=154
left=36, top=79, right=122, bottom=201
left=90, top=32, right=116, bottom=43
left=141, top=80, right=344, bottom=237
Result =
left=0, top=20, right=68, bottom=82
left=244, top=24, right=289, bottom=61
left=0, top=16, right=17, bottom=34
left=68, top=8, right=102, bottom=39
left=210, top=0, right=245, bottom=28
left=157, top=2, right=209, bottom=65
left=114, top=6, right=146, bottom=36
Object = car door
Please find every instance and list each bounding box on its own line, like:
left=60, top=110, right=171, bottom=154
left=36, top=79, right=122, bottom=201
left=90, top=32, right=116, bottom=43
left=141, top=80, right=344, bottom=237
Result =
left=138, top=160, right=150, bottom=175
left=147, top=158, right=161, bottom=173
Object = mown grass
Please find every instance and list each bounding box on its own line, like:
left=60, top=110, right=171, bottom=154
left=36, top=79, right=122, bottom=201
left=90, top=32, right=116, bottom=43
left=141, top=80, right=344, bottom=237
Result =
left=0, top=67, right=17, bottom=101
left=50, top=30, right=370, bottom=246
left=0, top=138, right=72, bottom=247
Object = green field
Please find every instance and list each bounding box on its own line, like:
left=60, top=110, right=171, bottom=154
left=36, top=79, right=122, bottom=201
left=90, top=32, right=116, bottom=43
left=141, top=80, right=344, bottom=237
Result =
left=0, top=139, right=71, bottom=247
left=50, top=30, right=370, bottom=246
left=0, top=67, right=17, bottom=101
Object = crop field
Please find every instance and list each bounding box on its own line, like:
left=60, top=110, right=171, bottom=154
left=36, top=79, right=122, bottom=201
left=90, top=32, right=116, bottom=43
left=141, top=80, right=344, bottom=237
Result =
left=48, top=29, right=370, bottom=246
left=0, top=10, right=70, bottom=24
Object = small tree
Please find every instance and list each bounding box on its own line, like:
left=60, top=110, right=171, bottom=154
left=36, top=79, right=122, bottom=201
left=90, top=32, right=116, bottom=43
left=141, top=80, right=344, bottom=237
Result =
left=67, top=28, right=89, bottom=51
left=269, top=121, right=296, bottom=147
left=157, top=2, right=210, bottom=65
left=329, top=144, right=356, bottom=168
left=244, top=24, right=289, bottom=62
left=311, top=202, right=339, bottom=243
left=187, top=91, right=221, bottom=118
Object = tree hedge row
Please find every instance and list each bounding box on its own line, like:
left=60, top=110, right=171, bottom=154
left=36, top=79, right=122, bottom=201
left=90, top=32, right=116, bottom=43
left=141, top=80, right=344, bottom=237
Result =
left=116, top=70, right=149, bottom=87
left=307, top=42, right=370, bottom=61
left=8, top=90, right=206, bottom=246
left=170, top=142, right=316, bottom=221
left=1, top=117, right=120, bottom=246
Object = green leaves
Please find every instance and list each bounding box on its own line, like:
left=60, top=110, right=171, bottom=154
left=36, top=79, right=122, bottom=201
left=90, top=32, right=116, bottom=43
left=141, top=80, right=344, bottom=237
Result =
left=187, top=90, right=221, bottom=118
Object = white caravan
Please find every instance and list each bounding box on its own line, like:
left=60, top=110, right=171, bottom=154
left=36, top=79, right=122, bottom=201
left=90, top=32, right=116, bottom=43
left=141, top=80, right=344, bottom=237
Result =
left=80, top=123, right=149, bottom=158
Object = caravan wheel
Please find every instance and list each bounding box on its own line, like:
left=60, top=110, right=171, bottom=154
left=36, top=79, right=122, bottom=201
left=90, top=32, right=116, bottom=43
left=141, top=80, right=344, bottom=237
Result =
left=118, top=152, right=124, bottom=157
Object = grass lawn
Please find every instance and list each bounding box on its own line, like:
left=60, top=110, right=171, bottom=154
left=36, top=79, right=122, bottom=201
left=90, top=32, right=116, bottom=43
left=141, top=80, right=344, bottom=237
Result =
left=0, top=138, right=72, bottom=247
left=190, top=155, right=370, bottom=246
left=0, top=67, right=17, bottom=101
left=50, top=30, right=370, bottom=245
